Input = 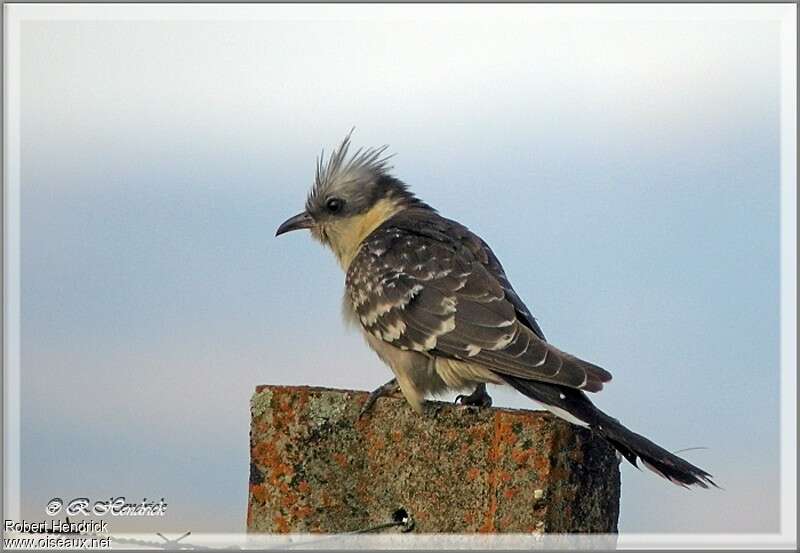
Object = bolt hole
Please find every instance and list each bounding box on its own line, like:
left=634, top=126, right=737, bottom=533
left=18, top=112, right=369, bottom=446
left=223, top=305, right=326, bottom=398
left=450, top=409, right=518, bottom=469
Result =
left=391, top=507, right=414, bottom=532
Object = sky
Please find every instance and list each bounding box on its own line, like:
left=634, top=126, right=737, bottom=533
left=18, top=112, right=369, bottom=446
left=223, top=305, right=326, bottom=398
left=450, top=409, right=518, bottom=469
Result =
left=14, top=5, right=786, bottom=537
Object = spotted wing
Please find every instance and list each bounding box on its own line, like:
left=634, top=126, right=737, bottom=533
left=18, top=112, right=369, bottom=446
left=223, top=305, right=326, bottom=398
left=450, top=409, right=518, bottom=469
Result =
left=346, top=211, right=612, bottom=392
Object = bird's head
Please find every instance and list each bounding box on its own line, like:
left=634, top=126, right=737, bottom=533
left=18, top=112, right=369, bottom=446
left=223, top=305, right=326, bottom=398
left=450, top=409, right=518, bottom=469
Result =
left=276, top=131, right=428, bottom=268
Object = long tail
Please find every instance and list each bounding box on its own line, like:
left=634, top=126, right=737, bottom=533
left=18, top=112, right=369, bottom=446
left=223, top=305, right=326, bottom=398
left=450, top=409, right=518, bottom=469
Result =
left=502, top=375, right=718, bottom=488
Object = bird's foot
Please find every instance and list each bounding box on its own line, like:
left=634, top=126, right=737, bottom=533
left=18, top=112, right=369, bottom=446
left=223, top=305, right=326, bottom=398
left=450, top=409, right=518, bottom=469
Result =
left=359, top=379, right=401, bottom=418
left=454, top=383, right=493, bottom=408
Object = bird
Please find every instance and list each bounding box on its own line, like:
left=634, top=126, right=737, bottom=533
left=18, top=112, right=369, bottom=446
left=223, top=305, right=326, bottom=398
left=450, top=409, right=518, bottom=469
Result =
left=276, top=132, right=716, bottom=489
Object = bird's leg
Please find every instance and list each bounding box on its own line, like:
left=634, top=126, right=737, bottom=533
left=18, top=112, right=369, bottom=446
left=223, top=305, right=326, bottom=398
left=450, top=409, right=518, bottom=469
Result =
left=455, top=383, right=493, bottom=408
left=359, top=378, right=401, bottom=418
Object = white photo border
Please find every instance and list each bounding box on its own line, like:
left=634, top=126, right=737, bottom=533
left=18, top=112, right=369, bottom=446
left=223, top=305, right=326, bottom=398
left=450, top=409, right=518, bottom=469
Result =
left=2, top=3, right=796, bottom=550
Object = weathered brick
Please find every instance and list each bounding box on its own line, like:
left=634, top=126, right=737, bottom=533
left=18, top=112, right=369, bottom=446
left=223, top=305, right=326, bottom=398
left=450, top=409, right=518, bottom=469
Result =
left=248, top=385, right=620, bottom=534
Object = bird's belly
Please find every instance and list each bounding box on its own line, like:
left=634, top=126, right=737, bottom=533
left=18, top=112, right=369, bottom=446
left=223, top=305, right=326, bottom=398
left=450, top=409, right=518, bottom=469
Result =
left=358, top=330, right=444, bottom=411
left=359, top=329, right=501, bottom=414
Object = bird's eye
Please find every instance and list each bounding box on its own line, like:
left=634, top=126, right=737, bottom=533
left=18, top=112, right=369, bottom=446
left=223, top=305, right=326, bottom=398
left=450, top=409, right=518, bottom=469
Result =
left=326, top=198, right=344, bottom=214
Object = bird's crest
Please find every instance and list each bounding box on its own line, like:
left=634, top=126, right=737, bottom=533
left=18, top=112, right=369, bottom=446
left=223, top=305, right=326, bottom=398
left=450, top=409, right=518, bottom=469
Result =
left=307, top=130, right=395, bottom=211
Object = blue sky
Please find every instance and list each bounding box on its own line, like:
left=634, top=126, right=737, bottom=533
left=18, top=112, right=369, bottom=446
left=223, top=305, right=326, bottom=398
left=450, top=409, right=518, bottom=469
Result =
left=17, top=8, right=784, bottom=535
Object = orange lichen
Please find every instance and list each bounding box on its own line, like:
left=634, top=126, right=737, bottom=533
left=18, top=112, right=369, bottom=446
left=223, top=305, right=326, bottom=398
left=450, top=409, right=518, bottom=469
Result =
left=250, top=484, right=267, bottom=504
left=270, top=463, right=294, bottom=486
left=467, top=425, right=487, bottom=441
left=280, top=493, right=297, bottom=509
left=478, top=500, right=497, bottom=533
left=273, top=514, right=290, bottom=533
left=511, top=448, right=531, bottom=466
left=533, top=454, right=550, bottom=475
left=479, top=413, right=507, bottom=533
left=367, top=430, right=385, bottom=451
left=251, top=441, right=277, bottom=465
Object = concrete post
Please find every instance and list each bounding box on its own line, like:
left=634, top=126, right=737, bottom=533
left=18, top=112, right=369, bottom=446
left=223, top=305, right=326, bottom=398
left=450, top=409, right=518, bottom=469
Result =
left=248, top=385, right=620, bottom=534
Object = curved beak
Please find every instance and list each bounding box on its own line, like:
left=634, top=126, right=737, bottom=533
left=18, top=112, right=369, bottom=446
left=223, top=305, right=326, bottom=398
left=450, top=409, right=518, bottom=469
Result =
left=276, top=211, right=314, bottom=236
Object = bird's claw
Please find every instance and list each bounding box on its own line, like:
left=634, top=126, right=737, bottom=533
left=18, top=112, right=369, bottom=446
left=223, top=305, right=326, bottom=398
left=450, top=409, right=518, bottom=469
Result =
left=359, top=379, right=401, bottom=419
left=454, top=384, right=493, bottom=408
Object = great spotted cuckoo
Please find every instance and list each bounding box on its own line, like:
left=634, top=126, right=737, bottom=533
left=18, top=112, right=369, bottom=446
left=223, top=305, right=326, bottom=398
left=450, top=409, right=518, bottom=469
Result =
left=276, top=133, right=716, bottom=488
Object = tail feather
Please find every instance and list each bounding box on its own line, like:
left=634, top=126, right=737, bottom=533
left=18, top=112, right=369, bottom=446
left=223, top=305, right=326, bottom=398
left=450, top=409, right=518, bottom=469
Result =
left=502, top=375, right=718, bottom=489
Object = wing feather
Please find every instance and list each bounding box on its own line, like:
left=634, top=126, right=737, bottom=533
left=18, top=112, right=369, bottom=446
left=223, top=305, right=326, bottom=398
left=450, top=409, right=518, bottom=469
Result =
left=346, top=209, right=612, bottom=391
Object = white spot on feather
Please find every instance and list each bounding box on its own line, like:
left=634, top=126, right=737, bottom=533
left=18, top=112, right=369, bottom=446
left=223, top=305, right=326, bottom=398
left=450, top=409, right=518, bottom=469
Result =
left=492, top=333, right=514, bottom=349
left=465, top=344, right=482, bottom=357
left=381, top=320, right=407, bottom=342
left=438, top=316, right=456, bottom=334
left=422, top=334, right=438, bottom=350
left=353, top=290, right=369, bottom=307
left=362, top=301, right=395, bottom=325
